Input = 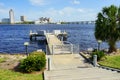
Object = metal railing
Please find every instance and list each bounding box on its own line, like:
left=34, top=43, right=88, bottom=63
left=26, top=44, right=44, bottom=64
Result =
left=52, top=44, right=73, bottom=54
left=46, top=44, right=80, bottom=55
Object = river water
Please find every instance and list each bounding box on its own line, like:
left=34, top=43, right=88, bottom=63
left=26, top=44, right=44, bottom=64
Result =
left=0, top=24, right=118, bottom=53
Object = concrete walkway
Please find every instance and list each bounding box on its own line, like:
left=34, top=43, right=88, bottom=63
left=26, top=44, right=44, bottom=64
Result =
left=44, top=54, right=120, bottom=80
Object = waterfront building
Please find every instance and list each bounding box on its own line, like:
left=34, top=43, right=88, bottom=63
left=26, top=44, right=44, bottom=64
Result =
left=20, top=16, right=26, bottom=22
left=39, top=17, right=52, bottom=23
left=47, top=18, right=52, bottom=23
left=9, top=9, right=15, bottom=24
left=34, top=17, right=52, bottom=24
left=1, top=18, right=10, bottom=24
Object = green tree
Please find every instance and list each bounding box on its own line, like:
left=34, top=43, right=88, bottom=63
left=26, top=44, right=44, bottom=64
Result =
left=95, top=5, right=120, bottom=53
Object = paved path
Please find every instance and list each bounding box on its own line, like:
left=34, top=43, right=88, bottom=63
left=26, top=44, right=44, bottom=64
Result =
left=44, top=54, right=120, bottom=80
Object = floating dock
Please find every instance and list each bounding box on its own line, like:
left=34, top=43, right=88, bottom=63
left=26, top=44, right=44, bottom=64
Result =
left=29, top=30, right=46, bottom=41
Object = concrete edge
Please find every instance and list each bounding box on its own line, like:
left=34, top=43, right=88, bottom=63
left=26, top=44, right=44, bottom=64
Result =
left=98, top=65, right=120, bottom=73
left=79, top=52, right=93, bottom=64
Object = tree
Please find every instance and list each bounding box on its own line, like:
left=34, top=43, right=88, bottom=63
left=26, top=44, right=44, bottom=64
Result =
left=95, top=5, right=120, bottom=53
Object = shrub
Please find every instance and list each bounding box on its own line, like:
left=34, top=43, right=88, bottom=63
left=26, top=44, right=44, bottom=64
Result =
left=19, top=51, right=46, bottom=73
left=90, top=51, right=106, bottom=61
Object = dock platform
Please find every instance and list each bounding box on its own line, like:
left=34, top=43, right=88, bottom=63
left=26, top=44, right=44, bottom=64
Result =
left=30, top=30, right=72, bottom=55
left=29, top=30, right=67, bottom=41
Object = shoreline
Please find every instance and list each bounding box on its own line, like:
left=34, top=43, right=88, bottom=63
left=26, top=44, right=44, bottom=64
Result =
left=0, top=53, right=26, bottom=70
left=0, top=53, right=27, bottom=55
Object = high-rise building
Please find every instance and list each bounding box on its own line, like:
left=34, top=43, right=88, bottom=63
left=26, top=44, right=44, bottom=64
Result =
left=20, top=16, right=26, bottom=22
left=9, top=9, right=15, bottom=24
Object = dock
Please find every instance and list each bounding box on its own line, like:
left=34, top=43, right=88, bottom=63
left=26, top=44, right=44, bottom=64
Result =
left=30, top=30, right=72, bottom=55
left=45, top=31, right=73, bottom=54
left=30, top=30, right=120, bottom=80
left=29, top=30, right=46, bottom=41
left=29, top=30, right=67, bottom=41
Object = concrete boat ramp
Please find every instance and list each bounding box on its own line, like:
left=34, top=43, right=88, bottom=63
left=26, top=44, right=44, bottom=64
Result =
left=44, top=54, right=120, bottom=80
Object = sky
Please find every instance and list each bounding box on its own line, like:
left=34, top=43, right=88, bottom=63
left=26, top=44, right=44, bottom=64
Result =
left=0, top=0, right=120, bottom=22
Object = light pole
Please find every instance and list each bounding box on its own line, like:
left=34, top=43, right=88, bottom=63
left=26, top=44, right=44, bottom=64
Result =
left=97, top=40, right=102, bottom=51
left=24, top=42, right=29, bottom=56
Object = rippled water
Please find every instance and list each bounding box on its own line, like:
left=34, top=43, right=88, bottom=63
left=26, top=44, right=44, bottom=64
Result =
left=0, top=24, right=118, bottom=53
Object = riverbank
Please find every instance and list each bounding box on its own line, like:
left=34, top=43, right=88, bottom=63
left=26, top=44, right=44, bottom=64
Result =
left=0, top=53, right=26, bottom=70
left=0, top=53, right=43, bottom=80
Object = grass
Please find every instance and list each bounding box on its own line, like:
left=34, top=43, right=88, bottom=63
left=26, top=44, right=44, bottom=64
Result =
left=0, top=69, right=43, bottom=80
left=0, top=58, right=6, bottom=63
left=99, top=55, right=120, bottom=69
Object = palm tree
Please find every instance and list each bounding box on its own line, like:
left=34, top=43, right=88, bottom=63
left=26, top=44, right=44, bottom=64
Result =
left=95, top=5, right=120, bottom=53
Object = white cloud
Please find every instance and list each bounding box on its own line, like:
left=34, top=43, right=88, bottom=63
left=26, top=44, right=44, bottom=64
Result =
left=0, top=9, right=7, bottom=13
left=29, top=0, right=46, bottom=6
left=71, top=0, right=80, bottom=5
left=37, top=7, right=96, bottom=21
left=0, top=3, right=10, bottom=21
left=21, top=6, right=96, bottom=22
left=0, top=2, right=8, bottom=13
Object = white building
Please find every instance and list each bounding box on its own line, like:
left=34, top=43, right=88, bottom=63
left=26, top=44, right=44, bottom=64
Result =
left=9, top=9, right=15, bottom=24
left=1, top=18, right=10, bottom=24
left=34, top=20, right=41, bottom=24
left=34, top=17, right=52, bottom=24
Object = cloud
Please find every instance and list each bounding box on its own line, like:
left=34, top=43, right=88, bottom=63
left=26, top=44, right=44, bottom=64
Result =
left=29, top=0, right=47, bottom=6
left=0, top=9, right=7, bottom=13
left=71, top=0, right=80, bottom=5
left=20, top=6, right=96, bottom=22
left=0, top=3, right=10, bottom=21
left=38, top=7, right=96, bottom=21
left=0, top=2, right=8, bottom=13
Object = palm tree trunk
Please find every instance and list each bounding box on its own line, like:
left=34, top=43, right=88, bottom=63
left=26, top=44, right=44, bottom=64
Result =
left=108, top=40, right=117, bottom=53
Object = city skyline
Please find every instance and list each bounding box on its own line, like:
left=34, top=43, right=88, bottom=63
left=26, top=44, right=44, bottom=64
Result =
left=0, top=0, right=120, bottom=22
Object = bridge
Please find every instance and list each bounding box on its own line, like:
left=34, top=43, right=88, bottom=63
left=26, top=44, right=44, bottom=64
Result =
left=61, top=21, right=95, bottom=24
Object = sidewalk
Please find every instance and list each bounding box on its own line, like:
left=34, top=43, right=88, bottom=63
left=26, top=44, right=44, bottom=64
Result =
left=44, top=54, right=120, bottom=80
